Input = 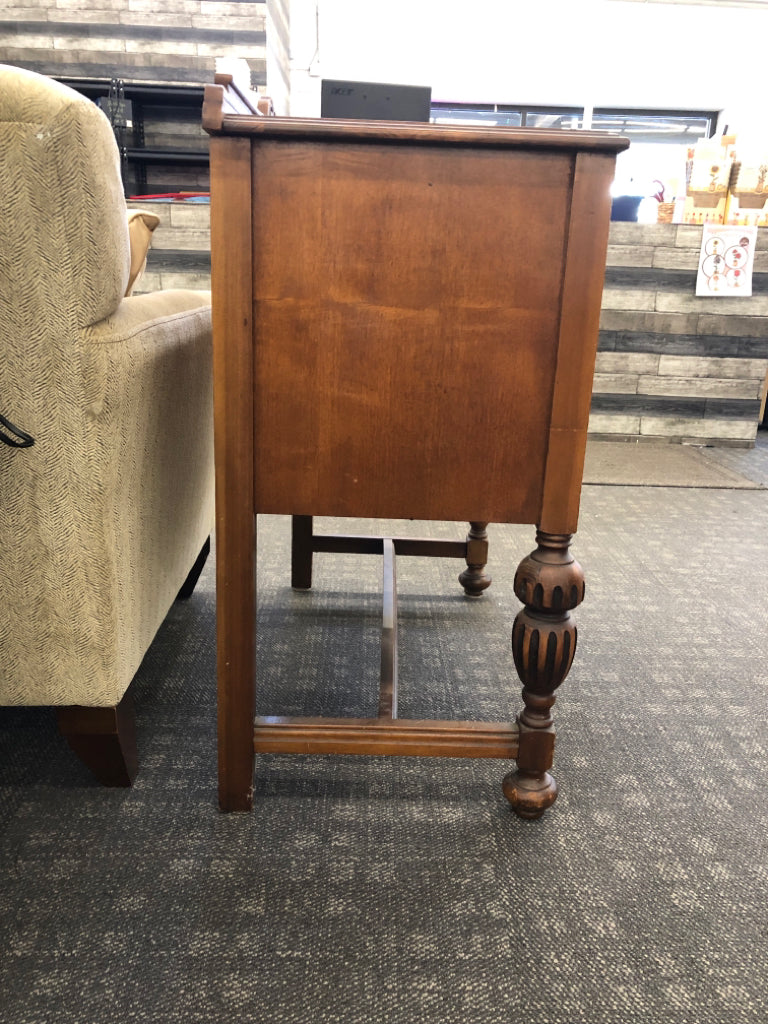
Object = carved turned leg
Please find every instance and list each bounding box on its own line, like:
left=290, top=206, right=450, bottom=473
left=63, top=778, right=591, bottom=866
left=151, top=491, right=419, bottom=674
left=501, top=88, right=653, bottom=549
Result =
left=458, top=521, right=492, bottom=597
left=291, top=515, right=314, bottom=590
left=57, top=691, right=138, bottom=786
left=502, top=530, right=584, bottom=819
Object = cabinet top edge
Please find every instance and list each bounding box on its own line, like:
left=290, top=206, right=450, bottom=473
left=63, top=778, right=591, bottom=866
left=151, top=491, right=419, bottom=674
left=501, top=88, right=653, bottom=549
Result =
left=206, top=112, right=630, bottom=153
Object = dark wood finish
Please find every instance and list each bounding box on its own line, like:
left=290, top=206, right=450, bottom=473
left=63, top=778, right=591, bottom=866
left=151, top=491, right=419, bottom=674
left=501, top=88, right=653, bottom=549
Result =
left=213, top=73, right=273, bottom=117
left=290, top=514, right=314, bottom=590
left=254, top=717, right=518, bottom=759
left=57, top=692, right=138, bottom=786
left=249, top=138, right=568, bottom=523
left=458, top=522, right=492, bottom=597
left=540, top=151, right=621, bottom=535
left=297, top=528, right=468, bottom=560
left=204, top=79, right=272, bottom=133
left=202, top=84, right=226, bottom=133
left=211, top=112, right=626, bottom=150
left=209, top=133, right=257, bottom=812
left=503, top=531, right=584, bottom=818
left=176, top=537, right=211, bottom=601
left=205, top=82, right=626, bottom=816
left=289, top=516, right=483, bottom=597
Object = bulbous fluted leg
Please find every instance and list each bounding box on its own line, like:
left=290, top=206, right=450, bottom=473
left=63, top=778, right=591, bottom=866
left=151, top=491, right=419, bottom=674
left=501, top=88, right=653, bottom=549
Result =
left=502, top=530, right=584, bottom=819
left=458, top=521, right=492, bottom=597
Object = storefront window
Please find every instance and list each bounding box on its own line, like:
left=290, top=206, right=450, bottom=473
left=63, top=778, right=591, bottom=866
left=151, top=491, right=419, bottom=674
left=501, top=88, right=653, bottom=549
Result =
left=430, top=103, right=583, bottom=129
left=592, top=110, right=717, bottom=203
left=523, top=110, right=583, bottom=130
left=432, top=104, right=714, bottom=140
left=430, top=105, right=521, bottom=127
left=431, top=102, right=718, bottom=204
left=590, top=110, right=715, bottom=145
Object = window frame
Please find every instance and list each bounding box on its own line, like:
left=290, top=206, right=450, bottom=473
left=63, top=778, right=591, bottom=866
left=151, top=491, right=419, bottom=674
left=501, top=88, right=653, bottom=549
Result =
left=590, top=106, right=718, bottom=144
left=430, top=101, right=719, bottom=143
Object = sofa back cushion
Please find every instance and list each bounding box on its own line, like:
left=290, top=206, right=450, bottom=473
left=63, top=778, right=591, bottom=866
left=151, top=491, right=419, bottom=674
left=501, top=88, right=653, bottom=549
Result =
left=0, top=65, right=130, bottom=332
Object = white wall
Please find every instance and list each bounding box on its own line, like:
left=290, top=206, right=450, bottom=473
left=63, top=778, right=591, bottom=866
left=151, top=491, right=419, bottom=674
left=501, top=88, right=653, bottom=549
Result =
left=280, top=0, right=766, bottom=148
left=266, top=0, right=292, bottom=117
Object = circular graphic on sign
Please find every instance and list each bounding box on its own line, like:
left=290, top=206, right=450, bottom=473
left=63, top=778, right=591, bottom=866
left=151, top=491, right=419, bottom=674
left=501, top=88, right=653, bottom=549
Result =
left=708, top=271, right=723, bottom=292
left=702, top=253, right=725, bottom=278
left=725, top=245, right=749, bottom=269
left=704, top=236, right=725, bottom=256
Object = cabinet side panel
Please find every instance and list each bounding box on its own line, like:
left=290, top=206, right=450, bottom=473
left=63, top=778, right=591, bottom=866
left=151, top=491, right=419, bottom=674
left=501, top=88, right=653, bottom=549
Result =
left=251, top=140, right=572, bottom=523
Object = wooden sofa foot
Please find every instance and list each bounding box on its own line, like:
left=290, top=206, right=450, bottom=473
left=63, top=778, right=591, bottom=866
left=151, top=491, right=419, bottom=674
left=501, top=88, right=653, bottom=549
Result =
left=57, top=692, right=138, bottom=786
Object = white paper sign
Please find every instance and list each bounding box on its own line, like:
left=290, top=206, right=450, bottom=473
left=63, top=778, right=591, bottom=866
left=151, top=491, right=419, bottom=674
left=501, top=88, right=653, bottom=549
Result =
left=696, top=224, right=757, bottom=297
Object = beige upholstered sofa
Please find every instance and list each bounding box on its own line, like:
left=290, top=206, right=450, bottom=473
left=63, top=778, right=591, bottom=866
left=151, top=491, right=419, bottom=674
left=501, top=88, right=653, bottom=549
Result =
left=0, top=65, right=215, bottom=785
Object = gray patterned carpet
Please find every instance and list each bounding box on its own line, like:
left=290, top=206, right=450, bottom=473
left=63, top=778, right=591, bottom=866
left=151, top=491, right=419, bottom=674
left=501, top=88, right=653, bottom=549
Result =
left=2, top=437, right=768, bottom=1023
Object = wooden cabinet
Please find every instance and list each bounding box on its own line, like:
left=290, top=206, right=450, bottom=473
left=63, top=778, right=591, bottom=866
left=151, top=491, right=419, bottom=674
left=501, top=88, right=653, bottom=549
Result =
left=203, top=82, right=628, bottom=819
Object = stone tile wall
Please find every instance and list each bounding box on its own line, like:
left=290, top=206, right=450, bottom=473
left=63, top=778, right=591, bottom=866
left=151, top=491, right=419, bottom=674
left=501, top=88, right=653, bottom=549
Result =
left=132, top=200, right=212, bottom=291
left=0, top=1, right=267, bottom=86
left=595, top=224, right=768, bottom=446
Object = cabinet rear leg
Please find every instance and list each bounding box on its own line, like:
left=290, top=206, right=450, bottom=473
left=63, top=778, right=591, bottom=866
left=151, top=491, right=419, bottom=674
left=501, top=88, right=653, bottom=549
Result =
left=458, top=521, right=492, bottom=597
left=291, top=515, right=314, bottom=590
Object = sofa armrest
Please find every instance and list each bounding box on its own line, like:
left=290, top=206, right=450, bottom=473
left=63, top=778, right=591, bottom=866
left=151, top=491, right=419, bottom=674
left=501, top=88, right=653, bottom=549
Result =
left=83, top=289, right=211, bottom=344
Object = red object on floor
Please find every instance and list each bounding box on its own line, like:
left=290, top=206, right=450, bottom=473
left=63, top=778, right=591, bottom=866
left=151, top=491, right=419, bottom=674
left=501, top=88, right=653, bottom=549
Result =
left=127, top=191, right=211, bottom=201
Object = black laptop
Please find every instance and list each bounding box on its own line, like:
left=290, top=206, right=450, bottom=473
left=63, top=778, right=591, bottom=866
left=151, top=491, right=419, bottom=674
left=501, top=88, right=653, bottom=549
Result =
left=320, top=79, right=432, bottom=122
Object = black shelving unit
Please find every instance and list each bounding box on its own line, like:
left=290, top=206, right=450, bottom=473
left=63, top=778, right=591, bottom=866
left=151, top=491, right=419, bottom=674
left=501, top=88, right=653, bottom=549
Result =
left=56, top=77, right=210, bottom=196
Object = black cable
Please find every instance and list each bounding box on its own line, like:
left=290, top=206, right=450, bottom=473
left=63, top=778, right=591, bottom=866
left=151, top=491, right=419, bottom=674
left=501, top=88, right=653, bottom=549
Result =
left=0, top=412, right=35, bottom=448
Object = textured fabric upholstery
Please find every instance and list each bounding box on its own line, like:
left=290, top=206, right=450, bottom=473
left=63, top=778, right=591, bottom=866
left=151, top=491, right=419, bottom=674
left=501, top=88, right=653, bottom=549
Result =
left=0, top=65, right=214, bottom=708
